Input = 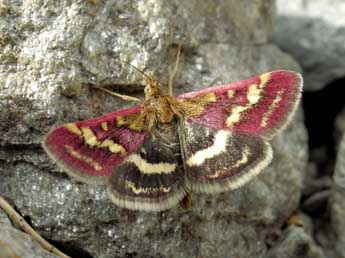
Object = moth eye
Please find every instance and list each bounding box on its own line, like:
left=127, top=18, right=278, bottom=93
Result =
left=144, top=85, right=151, bottom=95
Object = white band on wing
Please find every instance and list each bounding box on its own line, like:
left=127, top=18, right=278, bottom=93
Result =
left=186, top=130, right=231, bottom=167
left=127, top=154, right=177, bottom=174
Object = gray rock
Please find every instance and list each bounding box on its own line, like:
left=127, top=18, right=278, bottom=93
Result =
left=302, top=163, right=332, bottom=197
left=299, top=212, right=315, bottom=238
left=0, top=0, right=276, bottom=146
left=273, top=0, right=345, bottom=91
left=335, top=108, right=345, bottom=148
left=266, top=225, right=326, bottom=258
left=0, top=208, right=60, bottom=258
left=331, top=134, right=345, bottom=258
left=0, top=0, right=308, bottom=257
left=301, top=190, right=330, bottom=215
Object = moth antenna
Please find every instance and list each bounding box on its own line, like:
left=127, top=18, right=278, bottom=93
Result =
left=165, top=23, right=200, bottom=95
left=91, top=85, right=142, bottom=103
left=122, top=61, right=154, bottom=85
left=168, top=42, right=182, bottom=96
left=155, top=18, right=178, bottom=85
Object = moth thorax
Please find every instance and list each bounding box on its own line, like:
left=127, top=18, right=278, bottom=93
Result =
left=146, top=95, right=176, bottom=124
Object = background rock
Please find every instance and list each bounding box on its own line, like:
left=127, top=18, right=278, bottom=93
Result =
left=273, top=1, right=345, bottom=258
left=273, top=0, right=345, bottom=91
left=335, top=108, right=345, bottom=147
left=0, top=208, right=60, bottom=258
left=266, top=226, right=326, bottom=258
left=331, top=135, right=345, bottom=258
left=0, top=0, right=308, bottom=258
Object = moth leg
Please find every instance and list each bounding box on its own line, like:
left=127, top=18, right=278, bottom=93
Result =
left=168, top=43, right=182, bottom=96
left=286, top=212, right=304, bottom=227
left=179, top=192, right=192, bottom=210
left=91, top=85, right=142, bottom=103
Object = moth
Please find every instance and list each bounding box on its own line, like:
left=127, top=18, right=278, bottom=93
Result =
left=43, top=70, right=302, bottom=211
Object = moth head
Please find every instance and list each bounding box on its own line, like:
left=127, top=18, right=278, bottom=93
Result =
left=144, top=76, right=164, bottom=100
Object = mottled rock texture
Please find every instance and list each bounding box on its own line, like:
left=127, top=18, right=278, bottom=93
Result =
left=0, top=1, right=312, bottom=258
left=273, top=0, right=345, bottom=91
left=273, top=3, right=345, bottom=258
left=0, top=208, right=59, bottom=258
left=266, top=226, right=326, bottom=258
left=336, top=109, right=345, bottom=144
left=331, top=135, right=345, bottom=258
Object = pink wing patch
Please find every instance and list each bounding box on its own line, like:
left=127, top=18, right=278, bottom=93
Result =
left=178, top=70, right=302, bottom=139
left=43, top=106, right=146, bottom=184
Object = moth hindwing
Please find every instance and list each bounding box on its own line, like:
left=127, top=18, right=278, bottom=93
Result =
left=43, top=70, right=302, bottom=211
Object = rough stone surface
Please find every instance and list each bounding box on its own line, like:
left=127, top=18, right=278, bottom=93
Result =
left=0, top=0, right=275, bottom=146
left=335, top=108, right=345, bottom=147
left=331, top=135, right=345, bottom=258
left=273, top=3, right=345, bottom=256
left=0, top=208, right=59, bottom=258
left=273, top=0, right=345, bottom=91
left=266, top=226, right=326, bottom=258
left=0, top=1, right=308, bottom=258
